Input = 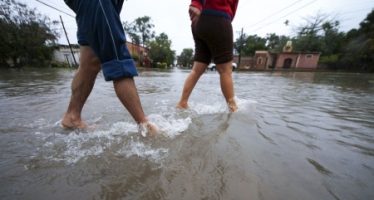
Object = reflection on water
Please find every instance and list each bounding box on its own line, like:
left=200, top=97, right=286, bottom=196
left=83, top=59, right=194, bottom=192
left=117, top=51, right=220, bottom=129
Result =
left=0, top=68, right=373, bottom=199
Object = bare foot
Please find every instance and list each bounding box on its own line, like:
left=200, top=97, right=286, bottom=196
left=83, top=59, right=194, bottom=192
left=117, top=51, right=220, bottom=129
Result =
left=176, top=101, right=189, bottom=109
left=61, top=113, right=88, bottom=129
left=139, top=121, right=159, bottom=137
left=227, top=98, right=238, bottom=112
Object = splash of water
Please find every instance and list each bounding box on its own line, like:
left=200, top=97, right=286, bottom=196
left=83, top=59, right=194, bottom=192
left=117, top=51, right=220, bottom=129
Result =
left=148, top=114, right=192, bottom=138
left=31, top=98, right=256, bottom=166
left=190, top=97, right=257, bottom=115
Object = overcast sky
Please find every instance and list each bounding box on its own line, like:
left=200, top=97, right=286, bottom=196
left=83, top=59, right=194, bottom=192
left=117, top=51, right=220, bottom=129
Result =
left=20, top=0, right=373, bottom=54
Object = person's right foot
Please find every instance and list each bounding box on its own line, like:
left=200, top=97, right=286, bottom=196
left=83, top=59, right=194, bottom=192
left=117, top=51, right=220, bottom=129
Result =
left=61, top=113, right=88, bottom=129
left=139, top=121, right=159, bottom=137
left=176, top=101, right=189, bottom=109
left=227, top=98, right=238, bottom=112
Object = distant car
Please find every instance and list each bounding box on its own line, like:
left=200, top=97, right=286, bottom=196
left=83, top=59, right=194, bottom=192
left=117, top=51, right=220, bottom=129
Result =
left=208, top=62, right=237, bottom=71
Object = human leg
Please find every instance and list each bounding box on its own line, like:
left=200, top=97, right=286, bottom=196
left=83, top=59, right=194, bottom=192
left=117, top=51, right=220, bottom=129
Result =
left=216, top=61, right=238, bottom=112
left=113, top=78, right=158, bottom=136
left=177, top=61, right=208, bottom=109
left=177, top=16, right=211, bottom=109
left=113, top=78, right=147, bottom=123
left=65, top=0, right=157, bottom=135
left=198, top=15, right=236, bottom=112
left=61, top=46, right=101, bottom=128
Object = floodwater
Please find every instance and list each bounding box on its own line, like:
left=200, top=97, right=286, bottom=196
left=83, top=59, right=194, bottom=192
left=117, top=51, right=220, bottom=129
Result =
left=0, top=68, right=373, bottom=200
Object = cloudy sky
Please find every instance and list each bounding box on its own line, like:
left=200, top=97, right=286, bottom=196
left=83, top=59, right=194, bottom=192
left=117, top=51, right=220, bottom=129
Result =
left=20, top=0, right=373, bottom=54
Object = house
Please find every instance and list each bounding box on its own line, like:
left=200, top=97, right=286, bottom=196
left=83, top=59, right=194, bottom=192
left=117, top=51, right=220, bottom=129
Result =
left=233, top=56, right=254, bottom=69
left=53, top=44, right=80, bottom=67
left=253, top=50, right=273, bottom=70
left=53, top=42, right=150, bottom=67
left=126, top=42, right=151, bottom=67
left=272, top=52, right=320, bottom=69
left=235, top=41, right=320, bottom=70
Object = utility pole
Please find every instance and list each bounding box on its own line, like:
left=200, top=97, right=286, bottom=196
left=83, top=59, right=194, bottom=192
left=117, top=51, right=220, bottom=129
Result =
left=237, top=28, right=244, bottom=68
left=60, top=15, right=78, bottom=67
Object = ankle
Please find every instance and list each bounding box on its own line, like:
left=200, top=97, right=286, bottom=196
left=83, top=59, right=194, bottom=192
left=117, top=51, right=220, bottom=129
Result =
left=64, top=112, right=81, bottom=121
left=177, top=101, right=189, bottom=109
left=137, top=116, right=149, bottom=124
left=61, top=113, right=87, bottom=129
left=227, top=98, right=238, bottom=112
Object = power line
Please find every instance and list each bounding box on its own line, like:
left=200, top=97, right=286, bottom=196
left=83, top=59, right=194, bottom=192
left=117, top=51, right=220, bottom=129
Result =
left=340, top=15, right=368, bottom=24
left=338, top=8, right=373, bottom=16
left=57, top=27, right=77, bottom=31
left=248, top=0, right=306, bottom=28
left=339, top=18, right=365, bottom=30
left=248, top=0, right=318, bottom=33
left=34, top=0, right=75, bottom=18
left=331, top=0, right=374, bottom=9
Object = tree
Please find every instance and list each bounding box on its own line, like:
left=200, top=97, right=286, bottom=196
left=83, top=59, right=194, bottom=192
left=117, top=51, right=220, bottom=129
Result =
left=321, top=21, right=345, bottom=56
left=177, top=48, right=193, bottom=68
left=0, top=0, right=58, bottom=68
left=266, top=33, right=291, bottom=52
left=234, top=28, right=245, bottom=66
left=292, top=13, right=328, bottom=52
left=148, top=33, right=175, bottom=68
left=234, top=32, right=246, bottom=55
left=265, top=33, right=279, bottom=50
left=123, top=21, right=140, bottom=45
left=340, top=9, right=374, bottom=71
left=359, top=9, right=374, bottom=37
left=123, top=16, right=155, bottom=48
left=242, top=35, right=267, bottom=56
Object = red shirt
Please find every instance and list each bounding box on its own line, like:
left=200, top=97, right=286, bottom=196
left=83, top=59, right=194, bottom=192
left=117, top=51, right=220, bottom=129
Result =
left=190, top=0, right=239, bottom=20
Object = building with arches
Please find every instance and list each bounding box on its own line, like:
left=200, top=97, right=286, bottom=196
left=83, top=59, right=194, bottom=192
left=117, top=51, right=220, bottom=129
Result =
left=234, top=42, right=320, bottom=70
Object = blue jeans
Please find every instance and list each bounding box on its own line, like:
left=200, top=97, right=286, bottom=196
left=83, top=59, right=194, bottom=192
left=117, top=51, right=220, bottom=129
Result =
left=65, top=0, right=138, bottom=81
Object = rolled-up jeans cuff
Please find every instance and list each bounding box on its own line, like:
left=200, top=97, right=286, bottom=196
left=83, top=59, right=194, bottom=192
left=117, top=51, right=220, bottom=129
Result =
left=102, top=59, right=138, bottom=81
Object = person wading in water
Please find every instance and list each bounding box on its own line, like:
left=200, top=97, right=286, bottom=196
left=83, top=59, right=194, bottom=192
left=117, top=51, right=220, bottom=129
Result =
left=177, top=0, right=239, bottom=112
left=62, top=0, right=158, bottom=136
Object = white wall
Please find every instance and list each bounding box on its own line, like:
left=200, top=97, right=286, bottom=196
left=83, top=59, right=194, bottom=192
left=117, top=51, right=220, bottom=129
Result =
left=53, top=47, right=80, bottom=67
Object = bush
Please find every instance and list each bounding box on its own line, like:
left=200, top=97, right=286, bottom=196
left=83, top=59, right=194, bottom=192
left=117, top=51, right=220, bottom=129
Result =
left=154, top=62, right=167, bottom=69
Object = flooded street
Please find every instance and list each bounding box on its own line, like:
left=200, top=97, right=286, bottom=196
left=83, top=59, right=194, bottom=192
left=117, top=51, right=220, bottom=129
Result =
left=0, top=68, right=373, bottom=200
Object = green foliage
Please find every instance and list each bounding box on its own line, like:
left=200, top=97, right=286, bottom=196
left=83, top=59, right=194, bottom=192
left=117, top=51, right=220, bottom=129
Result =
left=155, top=62, right=168, bottom=69
left=234, top=32, right=247, bottom=55
left=243, top=35, right=267, bottom=56
left=0, top=0, right=58, bottom=68
left=320, top=54, right=339, bottom=64
left=50, top=60, right=70, bottom=68
left=177, top=48, right=193, bottom=68
left=319, top=54, right=340, bottom=69
left=321, top=22, right=345, bottom=55
left=284, top=13, right=344, bottom=57
left=123, top=16, right=155, bottom=47
left=234, top=34, right=267, bottom=56
left=266, top=33, right=291, bottom=52
left=293, top=14, right=326, bottom=52
left=148, top=33, right=175, bottom=68
left=339, top=9, right=374, bottom=72
left=123, top=21, right=141, bottom=45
